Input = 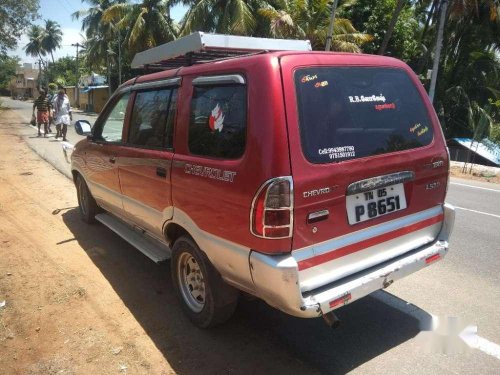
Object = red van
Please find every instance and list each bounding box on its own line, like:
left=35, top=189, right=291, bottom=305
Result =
left=72, top=33, right=455, bottom=328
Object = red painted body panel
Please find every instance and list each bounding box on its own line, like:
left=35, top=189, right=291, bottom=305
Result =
left=170, top=59, right=292, bottom=253
left=278, top=53, right=448, bottom=250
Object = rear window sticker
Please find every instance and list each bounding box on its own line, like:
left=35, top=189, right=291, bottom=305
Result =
left=314, top=81, right=329, bottom=88
left=375, top=103, right=396, bottom=111
left=410, top=123, right=429, bottom=136
left=301, top=74, right=318, bottom=83
left=410, top=123, right=421, bottom=133
left=417, top=125, right=429, bottom=136
left=348, top=94, right=386, bottom=103
left=318, top=146, right=356, bottom=160
left=209, top=103, right=224, bottom=132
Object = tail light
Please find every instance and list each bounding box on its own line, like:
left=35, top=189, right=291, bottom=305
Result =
left=251, top=177, right=293, bottom=239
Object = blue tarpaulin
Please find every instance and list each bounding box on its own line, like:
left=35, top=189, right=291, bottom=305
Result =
left=80, top=85, right=109, bottom=93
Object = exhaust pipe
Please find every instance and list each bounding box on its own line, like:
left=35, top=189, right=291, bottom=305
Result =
left=322, top=311, right=341, bottom=329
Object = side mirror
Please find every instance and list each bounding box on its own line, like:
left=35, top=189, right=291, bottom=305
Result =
left=75, top=120, right=92, bottom=136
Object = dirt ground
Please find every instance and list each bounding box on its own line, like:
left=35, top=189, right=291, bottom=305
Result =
left=449, top=163, right=500, bottom=184
left=0, top=108, right=176, bottom=374
left=0, top=108, right=318, bottom=375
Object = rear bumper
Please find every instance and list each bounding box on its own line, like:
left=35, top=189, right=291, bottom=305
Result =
left=249, top=203, right=455, bottom=318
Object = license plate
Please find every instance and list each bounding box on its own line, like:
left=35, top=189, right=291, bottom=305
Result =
left=346, top=183, right=407, bottom=224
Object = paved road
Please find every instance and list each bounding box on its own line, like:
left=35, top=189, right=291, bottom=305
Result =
left=2, top=96, right=95, bottom=178
left=2, top=96, right=500, bottom=374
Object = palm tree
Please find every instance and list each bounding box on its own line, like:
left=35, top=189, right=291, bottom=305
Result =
left=72, top=0, right=126, bottom=38
left=24, top=25, right=47, bottom=63
left=259, top=0, right=373, bottom=51
left=180, top=0, right=257, bottom=36
left=102, top=0, right=178, bottom=56
left=378, top=0, right=406, bottom=55
left=42, top=20, right=63, bottom=63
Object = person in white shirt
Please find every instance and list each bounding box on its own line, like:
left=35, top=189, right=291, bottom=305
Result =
left=52, top=89, right=72, bottom=141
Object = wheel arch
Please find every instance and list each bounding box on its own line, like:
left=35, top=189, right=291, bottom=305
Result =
left=164, top=222, right=192, bottom=248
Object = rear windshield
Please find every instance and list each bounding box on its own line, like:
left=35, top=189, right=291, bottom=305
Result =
left=295, top=67, right=434, bottom=163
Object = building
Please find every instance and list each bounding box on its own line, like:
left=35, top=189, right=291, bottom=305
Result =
left=76, top=73, right=110, bottom=113
left=447, top=138, right=500, bottom=167
left=9, top=63, right=39, bottom=99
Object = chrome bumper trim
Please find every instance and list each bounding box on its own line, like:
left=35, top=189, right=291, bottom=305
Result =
left=249, top=203, right=455, bottom=318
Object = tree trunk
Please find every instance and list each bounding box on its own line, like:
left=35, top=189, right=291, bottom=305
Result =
left=378, top=0, right=406, bottom=55
left=419, top=0, right=438, bottom=45
left=428, top=0, right=449, bottom=103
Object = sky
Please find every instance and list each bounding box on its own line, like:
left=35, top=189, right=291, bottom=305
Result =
left=10, top=0, right=188, bottom=65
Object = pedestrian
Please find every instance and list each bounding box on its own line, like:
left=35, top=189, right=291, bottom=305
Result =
left=32, top=89, right=51, bottom=137
left=52, top=89, right=72, bottom=141
left=47, top=88, right=56, bottom=133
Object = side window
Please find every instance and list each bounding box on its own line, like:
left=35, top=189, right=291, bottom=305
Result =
left=188, top=85, right=246, bottom=159
left=128, top=88, right=177, bottom=149
left=98, top=93, right=130, bottom=143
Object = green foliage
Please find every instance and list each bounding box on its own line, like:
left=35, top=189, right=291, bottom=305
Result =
left=46, top=57, right=78, bottom=86
left=490, top=124, right=500, bottom=145
left=102, top=0, right=177, bottom=57
left=0, top=0, right=39, bottom=56
left=42, top=20, right=63, bottom=63
left=0, top=55, right=20, bottom=89
left=434, top=2, right=500, bottom=139
left=340, top=0, right=419, bottom=61
left=258, top=0, right=373, bottom=51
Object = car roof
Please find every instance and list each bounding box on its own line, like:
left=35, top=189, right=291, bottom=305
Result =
left=123, top=51, right=406, bottom=88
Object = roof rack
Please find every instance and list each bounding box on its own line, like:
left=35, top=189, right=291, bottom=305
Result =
left=131, top=32, right=312, bottom=70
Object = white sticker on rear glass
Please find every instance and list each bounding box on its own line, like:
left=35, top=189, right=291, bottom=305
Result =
left=349, top=94, right=386, bottom=103
left=209, top=103, right=224, bottom=132
left=318, top=146, right=356, bottom=160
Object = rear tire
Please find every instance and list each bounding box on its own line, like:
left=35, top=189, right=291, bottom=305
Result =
left=76, top=174, right=100, bottom=224
left=171, top=236, right=239, bottom=328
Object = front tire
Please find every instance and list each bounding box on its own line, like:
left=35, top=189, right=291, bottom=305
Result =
left=171, top=236, right=239, bottom=328
left=76, top=174, right=100, bottom=224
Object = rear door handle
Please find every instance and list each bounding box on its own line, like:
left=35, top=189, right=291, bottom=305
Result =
left=109, top=156, right=116, bottom=164
left=156, top=167, right=167, bottom=178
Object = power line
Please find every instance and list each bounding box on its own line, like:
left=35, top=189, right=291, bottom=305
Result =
left=54, top=0, right=74, bottom=16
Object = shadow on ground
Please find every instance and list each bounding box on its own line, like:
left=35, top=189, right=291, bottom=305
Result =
left=61, top=208, right=427, bottom=374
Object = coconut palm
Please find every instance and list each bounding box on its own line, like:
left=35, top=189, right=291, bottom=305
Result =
left=72, top=0, right=126, bottom=38
left=180, top=0, right=258, bottom=36
left=24, top=25, right=47, bottom=63
left=42, top=20, right=63, bottom=63
left=102, top=0, right=178, bottom=55
left=258, top=0, right=373, bottom=51
left=378, top=0, right=406, bottom=55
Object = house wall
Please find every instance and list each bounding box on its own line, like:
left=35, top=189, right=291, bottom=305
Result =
left=91, top=88, right=109, bottom=113
left=79, top=91, right=89, bottom=109
left=64, top=87, right=77, bottom=107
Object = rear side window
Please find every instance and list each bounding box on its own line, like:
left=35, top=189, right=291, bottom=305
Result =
left=189, top=85, right=246, bottom=159
left=295, top=67, right=434, bottom=163
left=128, top=88, right=177, bottom=149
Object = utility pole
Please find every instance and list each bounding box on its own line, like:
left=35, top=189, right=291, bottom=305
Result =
left=35, top=60, right=42, bottom=90
left=107, top=44, right=112, bottom=97
left=72, top=42, right=83, bottom=108
left=325, top=0, right=340, bottom=51
left=428, top=0, right=448, bottom=103
left=118, top=30, right=122, bottom=86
